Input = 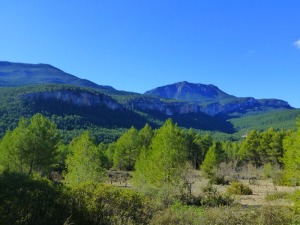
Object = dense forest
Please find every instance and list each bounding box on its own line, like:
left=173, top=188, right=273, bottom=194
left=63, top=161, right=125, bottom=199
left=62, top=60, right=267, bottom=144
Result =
left=2, top=113, right=300, bottom=224
left=0, top=84, right=300, bottom=146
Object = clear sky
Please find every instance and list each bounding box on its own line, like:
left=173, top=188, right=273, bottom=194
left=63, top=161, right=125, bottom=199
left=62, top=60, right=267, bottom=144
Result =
left=1, top=1, right=300, bottom=107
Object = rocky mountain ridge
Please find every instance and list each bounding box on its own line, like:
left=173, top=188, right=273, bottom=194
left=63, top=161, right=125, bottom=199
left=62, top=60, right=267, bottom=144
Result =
left=143, top=81, right=292, bottom=116
left=0, top=61, right=293, bottom=118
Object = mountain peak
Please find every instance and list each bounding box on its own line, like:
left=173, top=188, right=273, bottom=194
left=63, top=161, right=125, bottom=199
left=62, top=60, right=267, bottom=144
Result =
left=144, top=81, right=233, bottom=102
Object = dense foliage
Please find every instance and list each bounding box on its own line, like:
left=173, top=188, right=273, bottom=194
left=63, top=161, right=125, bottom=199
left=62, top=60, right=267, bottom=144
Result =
left=2, top=113, right=300, bottom=224
left=0, top=84, right=298, bottom=146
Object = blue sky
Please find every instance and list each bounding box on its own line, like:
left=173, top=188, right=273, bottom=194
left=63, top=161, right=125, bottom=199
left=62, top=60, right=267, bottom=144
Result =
left=1, top=1, right=300, bottom=107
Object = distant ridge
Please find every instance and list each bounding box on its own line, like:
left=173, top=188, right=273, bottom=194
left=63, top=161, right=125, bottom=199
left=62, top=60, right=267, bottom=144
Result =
left=0, top=61, right=293, bottom=117
left=144, top=81, right=292, bottom=116
left=0, top=61, right=114, bottom=90
left=0, top=61, right=298, bottom=142
left=144, top=81, right=235, bottom=102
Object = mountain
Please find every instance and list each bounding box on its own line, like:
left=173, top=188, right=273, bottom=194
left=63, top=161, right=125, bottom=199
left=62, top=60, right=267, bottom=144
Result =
left=0, top=61, right=298, bottom=143
left=144, top=81, right=292, bottom=116
left=145, top=81, right=235, bottom=102
left=0, top=61, right=114, bottom=90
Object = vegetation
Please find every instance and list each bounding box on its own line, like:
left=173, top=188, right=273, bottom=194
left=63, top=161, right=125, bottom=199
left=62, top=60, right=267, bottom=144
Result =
left=2, top=113, right=300, bottom=224
left=226, top=181, right=253, bottom=195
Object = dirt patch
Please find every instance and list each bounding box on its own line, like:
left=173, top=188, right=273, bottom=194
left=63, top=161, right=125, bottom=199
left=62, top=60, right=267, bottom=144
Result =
left=190, top=171, right=297, bottom=206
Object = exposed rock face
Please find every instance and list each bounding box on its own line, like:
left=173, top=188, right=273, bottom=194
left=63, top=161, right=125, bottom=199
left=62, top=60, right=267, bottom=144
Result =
left=145, top=81, right=234, bottom=102
left=143, top=82, right=293, bottom=116
left=23, top=90, right=121, bottom=110
left=127, top=96, right=292, bottom=116
left=20, top=80, right=293, bottom=118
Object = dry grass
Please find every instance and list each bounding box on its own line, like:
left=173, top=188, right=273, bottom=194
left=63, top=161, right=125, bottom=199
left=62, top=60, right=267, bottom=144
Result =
left=108, top=169, right=299, bottom=207
left=189, top=170, right=297, bottom=206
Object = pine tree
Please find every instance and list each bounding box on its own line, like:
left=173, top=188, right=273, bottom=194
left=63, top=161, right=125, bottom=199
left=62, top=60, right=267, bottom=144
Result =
left=201, top=142, right=224, bottom=177
left=0, top=114, right=60, bottom=175
left=64, top=132, right=106, bottom=187
left=133, top=119, right=188, bottom=189
left=113, top=126, right=139, bottom=170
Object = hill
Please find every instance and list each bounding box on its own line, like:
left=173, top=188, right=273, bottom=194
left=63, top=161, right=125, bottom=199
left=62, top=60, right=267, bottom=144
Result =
left=144, top=81, right=235, bottom=102
left=145, top=81, right=292, bottom=116
left=0, top=84, right=235, bottom=143
left=0, top=61, right=114, bottom=90
left=0, top=61, right=298, bottom=143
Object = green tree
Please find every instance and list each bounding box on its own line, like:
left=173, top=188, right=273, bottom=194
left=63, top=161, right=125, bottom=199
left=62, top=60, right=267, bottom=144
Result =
left=113, top=126, right=139, bottom=170
left=0, top=172, right=69, bottom=225
left=239, top=130, right=261, bottom=166
left=64, top=132, right=106, bottom=187
left=186, top=128, right=200, bottom=169
left=134, top=119, right=188, bottom=189
left=282, top=121, right=300, bottom=186
left=137, top=123, right=154, bottom=150
left=26, top=113, right=61, bottom=175
left=196, top=133, right=213, bottom=168
left=0, top=114, right=60, bottom=175
left=201, top=142, right=224, bottom=178
left=106, top=142, right=116, bottom=169
left=269, top=130, right=286, bottom=165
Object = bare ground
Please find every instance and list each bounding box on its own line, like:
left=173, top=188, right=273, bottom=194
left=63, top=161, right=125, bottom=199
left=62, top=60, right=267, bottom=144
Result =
left=190, top=170, right=297, bottom=206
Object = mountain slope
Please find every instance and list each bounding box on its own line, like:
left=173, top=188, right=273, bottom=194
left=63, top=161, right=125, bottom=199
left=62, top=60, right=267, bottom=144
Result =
left=0, top=61, right=114, bottom=90
left=145, top=81, right=235, bottom=102
left=0, top=84, right=235, bottom=142
left=145, top=81, right=292, bottom=116
left=0, top=61, right=297, bottom=143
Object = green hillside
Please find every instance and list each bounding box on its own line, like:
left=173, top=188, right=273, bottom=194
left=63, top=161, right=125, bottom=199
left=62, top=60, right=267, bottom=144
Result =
left=230, top=109, right=300, bottom=135
left=0, top=61, right=114, bottom=90
left=0, top=84, right=236, bottom=143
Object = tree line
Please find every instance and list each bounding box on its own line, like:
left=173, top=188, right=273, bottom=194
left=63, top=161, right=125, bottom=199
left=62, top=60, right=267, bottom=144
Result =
left=1, top=113, right=300, bottom=224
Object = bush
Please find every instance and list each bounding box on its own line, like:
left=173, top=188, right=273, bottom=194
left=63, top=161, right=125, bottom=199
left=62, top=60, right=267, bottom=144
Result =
left=265, top=191, right=290, bottom=201
left=226, top=181, right=253, bottom=195
left=69, top=182, right=155, bottom=225
left=150, top=202, right=203, bottom=225
left=202, top=205, right=296, bottom=225
left=209, top=175, right=231, bottom=185
left=262, top=163, right=273, bottom=179
left=0, top=172, right=70, bottom=225
left=201, top=184, right=234, bottom=207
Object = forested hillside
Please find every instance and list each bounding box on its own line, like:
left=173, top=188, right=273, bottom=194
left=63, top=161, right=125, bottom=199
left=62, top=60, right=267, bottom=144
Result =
left=1, top=62, right=300, bottom=224
left=0, top=84, right=237, bottom=143
left=2, top=114, right=300, bottom=224
left=0, top=83, right=299, bottom=144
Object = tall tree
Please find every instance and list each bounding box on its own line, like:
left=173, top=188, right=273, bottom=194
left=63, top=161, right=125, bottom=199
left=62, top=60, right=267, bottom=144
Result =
left=26, top=113, right=61, bottom=175
left=186, top=129, right=207, bottom=169
left=134, top=119, right=188, bottom=189
left=137, top=123, right=153, bottom=150
left=64, top=132, right=106, bottom=187
left=282, top=131, right=300, bottom=186
left=0, top=114, right=60, bottom=175
left=239, top=130, right=261, bottom=166
left=113, top=126, right=139, bottom=170
left=282, top=120, right=300, bottom=185
left=201, top=142, right=224, bottom=177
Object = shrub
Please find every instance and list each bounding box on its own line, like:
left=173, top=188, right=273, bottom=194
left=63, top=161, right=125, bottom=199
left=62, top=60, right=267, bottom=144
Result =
left=208, top=175, right=231, bottom=185
left=201, top=184, right=234, bottom=207
left=0, top=172, right=70, bottom=225
left=202, top=205, right=296, bottom=225
left=271, top=169, right=285, bottom=186
left=226, top=181, right=253, bottom=195
left=262, top=162, right=273, bottom=179
left=150, top=202, right=203, bottom=225
left=265, top=191, right=290, bottom=201
left=70, top=182, right=155, bottom=225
